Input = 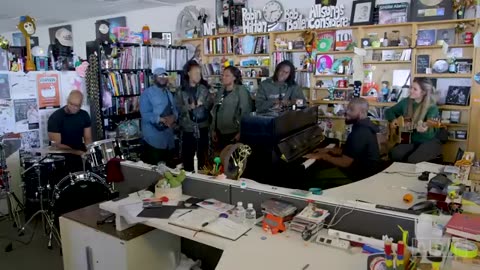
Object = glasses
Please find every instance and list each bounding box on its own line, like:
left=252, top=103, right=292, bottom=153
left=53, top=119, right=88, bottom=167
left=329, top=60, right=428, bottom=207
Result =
left=156, top=74, right=168, bottom=78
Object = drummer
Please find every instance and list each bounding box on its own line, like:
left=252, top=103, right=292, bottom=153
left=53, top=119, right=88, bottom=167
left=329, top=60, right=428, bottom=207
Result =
left=47, top=90, right=92, bottom=172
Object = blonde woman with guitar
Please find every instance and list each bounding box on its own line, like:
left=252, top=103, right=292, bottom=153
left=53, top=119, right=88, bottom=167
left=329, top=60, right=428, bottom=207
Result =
left=385, top=78, right=442, bottom=163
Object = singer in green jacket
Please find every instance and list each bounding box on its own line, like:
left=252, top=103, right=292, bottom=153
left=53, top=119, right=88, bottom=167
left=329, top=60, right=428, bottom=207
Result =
left=255, top=60, right=306, bottom=113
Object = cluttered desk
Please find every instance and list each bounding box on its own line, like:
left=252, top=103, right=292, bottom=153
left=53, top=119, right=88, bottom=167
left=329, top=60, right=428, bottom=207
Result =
left=58, top=157, right=480, bottom=270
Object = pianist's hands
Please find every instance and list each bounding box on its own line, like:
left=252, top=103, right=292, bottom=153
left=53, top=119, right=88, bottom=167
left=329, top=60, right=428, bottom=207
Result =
left=303, top=152, right=329, bottom=161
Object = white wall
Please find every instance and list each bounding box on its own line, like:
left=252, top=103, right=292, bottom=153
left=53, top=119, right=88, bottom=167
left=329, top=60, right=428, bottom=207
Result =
left=1, top=0, right=405, bottom=59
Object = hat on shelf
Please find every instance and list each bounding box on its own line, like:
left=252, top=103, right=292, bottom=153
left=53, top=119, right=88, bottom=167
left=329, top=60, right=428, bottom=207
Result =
left=55, top=28, right=73, bottom=47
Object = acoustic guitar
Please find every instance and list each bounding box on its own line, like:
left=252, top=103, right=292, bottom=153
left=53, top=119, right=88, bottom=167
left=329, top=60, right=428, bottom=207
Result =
left=388, top=116, right=444, bottom=146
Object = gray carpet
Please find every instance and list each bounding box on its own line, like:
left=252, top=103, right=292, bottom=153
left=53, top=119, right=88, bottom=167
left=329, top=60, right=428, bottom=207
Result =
left=0, top=216, right=63, bottom=270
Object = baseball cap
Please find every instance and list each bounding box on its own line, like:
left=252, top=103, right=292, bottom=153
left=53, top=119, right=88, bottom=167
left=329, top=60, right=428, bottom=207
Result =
left=153, top=67, right=168, bottom=76
left=55, top=28, right=73, bottom=47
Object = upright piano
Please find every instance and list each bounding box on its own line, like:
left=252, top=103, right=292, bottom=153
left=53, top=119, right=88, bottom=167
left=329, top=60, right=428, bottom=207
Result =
left=240, top=107, right=338, bottom=188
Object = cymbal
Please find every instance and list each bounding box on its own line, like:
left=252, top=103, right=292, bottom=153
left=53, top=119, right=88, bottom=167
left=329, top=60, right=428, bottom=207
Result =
left=33, top=147, right=80, bottom=155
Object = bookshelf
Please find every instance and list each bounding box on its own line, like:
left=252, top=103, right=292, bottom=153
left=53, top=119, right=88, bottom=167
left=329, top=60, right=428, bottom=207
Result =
left=178, top=18, right=480, bottom=162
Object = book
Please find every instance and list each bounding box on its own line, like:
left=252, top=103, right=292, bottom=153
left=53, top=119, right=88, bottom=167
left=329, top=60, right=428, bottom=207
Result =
left=446, top=213, right=480, bottom=242
left=294, top=205, right=329, bottom=224
left=168, top=208, right=250, bottom=241
left=335, top=29, right=353, bottom=51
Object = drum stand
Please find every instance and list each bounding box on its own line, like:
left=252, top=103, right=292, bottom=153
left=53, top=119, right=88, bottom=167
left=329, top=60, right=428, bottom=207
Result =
left=18, top=156, right=61, bottom=249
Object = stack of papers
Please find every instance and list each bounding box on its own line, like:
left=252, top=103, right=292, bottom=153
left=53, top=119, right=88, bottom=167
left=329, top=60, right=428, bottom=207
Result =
left=290, top=205, right=329, bottom=233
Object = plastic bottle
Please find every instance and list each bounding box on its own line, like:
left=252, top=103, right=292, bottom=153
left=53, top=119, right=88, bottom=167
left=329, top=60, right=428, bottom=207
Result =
left=193, top=154, right=198, bottom=173
left=142, top=25, right=150, bottom=45
left=382, top=32, right=389, bottom=47
left=245, top=203, right=256, bottom=227
left=233, top=202, right=246, bottom=223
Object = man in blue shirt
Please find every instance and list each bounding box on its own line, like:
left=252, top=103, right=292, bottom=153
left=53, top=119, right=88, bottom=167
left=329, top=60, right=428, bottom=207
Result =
left=140, top=68, right=178, bottom=165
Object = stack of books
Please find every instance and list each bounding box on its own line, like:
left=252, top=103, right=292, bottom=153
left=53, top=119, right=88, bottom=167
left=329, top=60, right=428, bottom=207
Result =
left=290, top=204, right=329, bottom=233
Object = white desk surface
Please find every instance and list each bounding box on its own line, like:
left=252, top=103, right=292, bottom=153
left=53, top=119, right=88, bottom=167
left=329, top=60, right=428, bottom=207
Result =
left=324, top=162, right=428, bottom=209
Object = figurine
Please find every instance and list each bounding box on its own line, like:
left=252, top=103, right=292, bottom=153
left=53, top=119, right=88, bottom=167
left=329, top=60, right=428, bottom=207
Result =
left=327, top=86, right=335, bottom=100
left=381, top=81, right=390, bottom=102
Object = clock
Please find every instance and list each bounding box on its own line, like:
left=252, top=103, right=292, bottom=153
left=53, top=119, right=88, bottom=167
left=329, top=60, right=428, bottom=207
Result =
left=263, top=0, right=283, bottom=24
left=95, top=20, right=110, bottom=42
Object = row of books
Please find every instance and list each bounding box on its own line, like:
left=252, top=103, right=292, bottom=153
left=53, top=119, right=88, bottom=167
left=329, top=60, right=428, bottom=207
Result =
left=102, top=71, right=150, bottom=96
left=272, top=51, right=294, bottom=67
left=201, top=63, right=222, bottom=78
left=235, top=35, right=269, bottom=55
left=204, top=36, right=234, bottom=55
left=107, top=46, right=188, bottom=71
left=104, top=97, right=140, bottom=116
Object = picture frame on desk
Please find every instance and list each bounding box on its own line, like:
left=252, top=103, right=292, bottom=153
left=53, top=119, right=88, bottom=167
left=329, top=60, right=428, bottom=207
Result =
left=410, top=0, right=453, bottom=22
left=350, top=0, right=375, bottom=26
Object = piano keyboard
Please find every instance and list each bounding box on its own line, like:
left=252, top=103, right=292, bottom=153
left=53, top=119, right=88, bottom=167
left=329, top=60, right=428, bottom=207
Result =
left=302, top=144, right=336, bottom=169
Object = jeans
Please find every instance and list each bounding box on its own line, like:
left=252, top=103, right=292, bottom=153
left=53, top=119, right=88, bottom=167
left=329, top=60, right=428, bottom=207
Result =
left=182, top=127, right=209, bottom=171
left=390, top=139, right=442, bottom=163
left=141, top=141, right=174, bottom=167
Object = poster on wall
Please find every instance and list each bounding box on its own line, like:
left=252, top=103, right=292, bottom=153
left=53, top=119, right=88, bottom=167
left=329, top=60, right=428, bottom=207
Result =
left=14, top=98, right=39, bottom=132
left=106, top=16, right=127, bottom=35
left=37, top=73, right=61, bottom=109
left=39, top=109, right=56, bottom=148
left=9, top=73, right=37, bottom=99
left=20, top=130, right=40, bottom=150
left=0, top=73, right=11, bottom=99
left=0, top=99, right=15, bottom=135
left=60, top=72, right=85, bottom=102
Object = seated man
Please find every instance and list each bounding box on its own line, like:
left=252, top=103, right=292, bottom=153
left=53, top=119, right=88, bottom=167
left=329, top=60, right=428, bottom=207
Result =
left=303, top=98, right=380, bottom=189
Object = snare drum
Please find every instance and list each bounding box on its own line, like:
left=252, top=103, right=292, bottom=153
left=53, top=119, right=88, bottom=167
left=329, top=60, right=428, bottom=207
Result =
left=51, top=171, right=114, bottom=218
left=85, top=139, right=122, bottom=170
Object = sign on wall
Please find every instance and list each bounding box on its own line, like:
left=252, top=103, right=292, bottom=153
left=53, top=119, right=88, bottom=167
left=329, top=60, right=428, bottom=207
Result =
left=37, top=73, right=60, bottom=109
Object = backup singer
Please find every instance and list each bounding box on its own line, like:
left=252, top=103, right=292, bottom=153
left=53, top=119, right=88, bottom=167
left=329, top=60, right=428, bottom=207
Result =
left=176, top=61, right=212, bottom=171
left=255, top=60, right=306, bottom=113
left=211, top=66, right=252, bottom=152
left=48, top=90, right=92, bottom=172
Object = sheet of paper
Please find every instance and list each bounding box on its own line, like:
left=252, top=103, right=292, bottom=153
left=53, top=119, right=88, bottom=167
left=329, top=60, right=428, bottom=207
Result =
left=197, top=199, right=235, bottom=213
left=204, top=218, right=250, bottom=240
left=9, top=72, right=36, bottom=100
left=39, top=109, right=56, bottom=147
left=169, top=208, right=218, bottom=231
left=0, top=99, right=15, bottom=135
left=0, top=73, right=11, bottom=99
left=20, top=130, right=40, bottom=150
left=14, top=98, right=39, bottom=132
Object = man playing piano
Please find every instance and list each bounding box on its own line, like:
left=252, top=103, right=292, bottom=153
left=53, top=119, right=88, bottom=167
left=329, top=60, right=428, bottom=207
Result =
left=303, top=98, right=380, bottom=189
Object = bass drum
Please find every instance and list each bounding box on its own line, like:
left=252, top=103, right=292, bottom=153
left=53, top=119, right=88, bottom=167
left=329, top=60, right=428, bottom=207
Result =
left=51, top=172, right=114, bottom=218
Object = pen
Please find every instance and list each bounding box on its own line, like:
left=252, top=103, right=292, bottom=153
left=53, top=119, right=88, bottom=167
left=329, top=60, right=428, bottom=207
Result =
left=302, top=264, right=309, bottom=270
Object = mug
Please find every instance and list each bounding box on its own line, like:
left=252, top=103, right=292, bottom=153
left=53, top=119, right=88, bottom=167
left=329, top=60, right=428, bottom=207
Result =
left=465, top=32, right=473, bottom=44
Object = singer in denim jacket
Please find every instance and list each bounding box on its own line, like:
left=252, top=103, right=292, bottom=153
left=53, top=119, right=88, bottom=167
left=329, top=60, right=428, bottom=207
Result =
left=140, top=68, right=178, bottom=166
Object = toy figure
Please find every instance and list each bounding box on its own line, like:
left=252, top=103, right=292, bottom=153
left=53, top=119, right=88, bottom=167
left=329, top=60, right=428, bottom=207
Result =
left=381, top=81, right=390, bottom=102
left=17, top=15, right=36, bottom=71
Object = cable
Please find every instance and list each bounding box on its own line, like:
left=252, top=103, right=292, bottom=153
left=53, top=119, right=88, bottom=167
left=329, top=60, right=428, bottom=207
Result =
left=326, top=201, right=357, bottom=229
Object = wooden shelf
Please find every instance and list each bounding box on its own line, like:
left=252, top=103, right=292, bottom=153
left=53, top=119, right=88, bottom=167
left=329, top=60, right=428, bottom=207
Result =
left=448, top=138, right=468, bottom=143
left=314, top=74, right=352, bottom=78
left=236, top=32, right=270, bottom=37
left=415, top=18, right=476, bottom=25
left=413, top=73, right=472, bottom=78
left=313, top=100, right=395, bottom=107
left=180, top=37, right=203, bottom=42
left=326, top=50, right=355, bottom=54
left=202, top=33, right=234, bottom=38
left=204, top=53, right=234, bottom=57
left=236, top=65, right=269, bottom=68
left=363, top=61, right=411, bottom=64
left=439, top=105, right=471, bottom=110
left=416, top=44, right=474, bottom=49
left=360, top=22, right=412, bottom=29
left=365, top=46, right=410, bottom=50
left=102, top=69, right=150, bottom=73
left=274, top=49, right=306, bottom=53
left=314, top=87, right=353, bottom=90
left=237, top=53, right=270, bottom=57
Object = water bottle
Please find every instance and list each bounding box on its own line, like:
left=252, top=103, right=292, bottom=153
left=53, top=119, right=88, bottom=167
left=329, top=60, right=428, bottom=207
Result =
left=245, top=203, right=256, bottom=227
left=234, top=202, right=246, bottom=223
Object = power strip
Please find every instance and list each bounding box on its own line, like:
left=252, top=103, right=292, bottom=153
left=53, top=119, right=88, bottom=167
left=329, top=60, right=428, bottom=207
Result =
left=328, top=229, right=396, bottom=250
left=315, top=234, right=350, bottom=250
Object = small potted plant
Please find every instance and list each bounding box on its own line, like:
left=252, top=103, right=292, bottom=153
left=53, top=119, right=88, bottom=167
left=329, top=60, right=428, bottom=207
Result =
left=155, top=170, right=186, bottom=201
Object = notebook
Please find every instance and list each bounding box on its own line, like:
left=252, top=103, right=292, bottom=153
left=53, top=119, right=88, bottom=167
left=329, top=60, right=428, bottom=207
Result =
left=446, top=213, right=480, bottom=242
left=168, top=208, right=250, bottom=241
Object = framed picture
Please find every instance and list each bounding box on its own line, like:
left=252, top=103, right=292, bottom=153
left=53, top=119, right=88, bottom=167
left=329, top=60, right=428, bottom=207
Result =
left=378, top=2, right=409, bottom=24
left=417, top=29, right=436, bottom=46
left=315, top=54, right=334, bottom=75
left=350, top=0, right=375, bottom=26
left=435, top=28, right=455, bottom=45
left=445, top=86, right=470, bottom=106
left=411, top=0, right=453, bottom=22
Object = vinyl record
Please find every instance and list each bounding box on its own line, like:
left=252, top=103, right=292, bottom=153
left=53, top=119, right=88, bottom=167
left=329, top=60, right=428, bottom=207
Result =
left=317, top=38, right=332, bottom=52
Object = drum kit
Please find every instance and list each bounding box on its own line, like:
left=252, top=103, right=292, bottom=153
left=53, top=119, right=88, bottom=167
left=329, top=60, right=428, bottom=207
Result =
left=17, top=138, right=129, bottom=249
